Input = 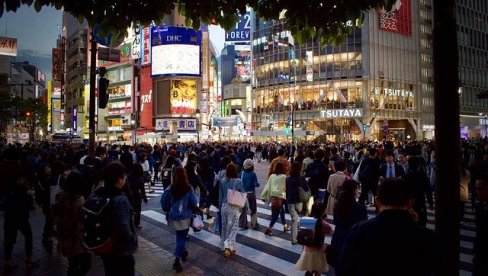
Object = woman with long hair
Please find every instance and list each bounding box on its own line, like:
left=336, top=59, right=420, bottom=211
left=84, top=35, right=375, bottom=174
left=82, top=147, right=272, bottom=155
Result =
left=52, top=170, right=92, bottom=275
left=295, top=202, right=333, bottom=275
left=261, top=162, right=287, bottom=236
left=327, top=180, right=367, bottom=268
left=286, top=162, right=309, bottom=244
left=126, top=163, right=148, bottom=229
left=162, top=166, right=198, bottom=273
left=219, top=163, right=245, bottom=257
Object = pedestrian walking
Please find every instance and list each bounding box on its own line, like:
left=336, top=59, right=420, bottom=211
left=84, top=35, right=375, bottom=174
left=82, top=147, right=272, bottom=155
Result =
left=239, top=159, right=260, bottom=230
left=261, top=162, right=288, bottom=236
left=286, top=162, right=309, bottom=244
left=126, top=163, right=148, bottom=229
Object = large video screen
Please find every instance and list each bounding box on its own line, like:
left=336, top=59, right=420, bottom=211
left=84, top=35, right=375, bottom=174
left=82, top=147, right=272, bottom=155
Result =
left=152, top=44, right=200, bottom=76
left=170, top=79, right=197, bottom=115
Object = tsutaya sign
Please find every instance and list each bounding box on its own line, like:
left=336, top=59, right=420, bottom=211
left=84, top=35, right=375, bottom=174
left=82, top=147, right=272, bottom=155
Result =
left=320, top=108, right=363, bottom=119
left=375, top=87, right=413, bottom=97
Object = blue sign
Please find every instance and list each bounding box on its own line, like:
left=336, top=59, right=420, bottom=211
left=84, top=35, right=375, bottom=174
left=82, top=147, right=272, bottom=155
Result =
left=225, top=13, right=251, bottom=42
left=151, top=26, right=202, bottom=46
left=93, top=24, right=112, bottom=47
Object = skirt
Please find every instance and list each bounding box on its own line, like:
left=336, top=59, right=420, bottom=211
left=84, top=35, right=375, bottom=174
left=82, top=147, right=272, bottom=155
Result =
left=295, top=246, right=329, bottom=273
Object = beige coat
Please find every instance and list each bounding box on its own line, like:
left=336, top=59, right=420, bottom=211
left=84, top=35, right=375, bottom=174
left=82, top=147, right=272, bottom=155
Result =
left=326, top=171, right=348, bottom=215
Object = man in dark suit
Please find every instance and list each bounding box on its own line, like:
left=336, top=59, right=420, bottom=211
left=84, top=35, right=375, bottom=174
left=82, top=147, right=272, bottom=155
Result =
left=379, top=150, right=406, bottom=181
left=335, top=178, right=440, bottom=276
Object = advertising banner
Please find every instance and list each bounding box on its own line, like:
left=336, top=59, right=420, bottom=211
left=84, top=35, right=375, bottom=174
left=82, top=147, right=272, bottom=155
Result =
left=52, top=48, right=63, bottom=81
left=235, top=50, right=251, bottom=82
left=378, top=0, right=412, bottom=36
left=131, top=22, right=141, bottom=60
left=155, top=119, right=197, bottom=131
left=170, top=79, right=197, bottom=114
left=0, top=37, right=17, bottom=56
left=225, top=13, right=251, bottom=42
left=306, top=50, right=313, bottom=82
left=52, top=99, right=61, bottom=112
left=141, top=27, right=151, bottom=65
left=108, top=100, right=132, bottom=115
left=213, top=117, right=239, bottom=127
left=108, top=84, right=132, bottom=99
left=151, top=26, right=202, bottom=77
left=139, top=66, right=153, bottom=129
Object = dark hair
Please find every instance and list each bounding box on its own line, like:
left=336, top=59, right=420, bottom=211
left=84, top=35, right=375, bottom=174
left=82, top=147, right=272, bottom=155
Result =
left=407, top=156, right=420, bottom=171
left=185, top=161, right=198, bottom=177
left=172, top=166, right=191, bottom=200
left=220, top=156, right=232, bottom=170
left=132, top=163, right=144, bottom=178
left=278, top=148, right=285, bottom=156
left=274, top=162, right=285, bottom=175
left=310, top=202, right=326, bottom=247
left=225, top=163, right=239, bottom=179
left=103, top=161, right=126, bottom=189
left=368, top=148, right=377, bottom=156
left=314, top=148, right=325, bottom=161
left=385, top=150, right=394, bottom=157
left=335, top=160, right=346, bottom=172
left=377, top=178, right=412, bottom=207
left=289, top=162, right=302, bottom=177
left=334, top=180, right=360, bottom=217
left=62, top=169, right=84, bottom=201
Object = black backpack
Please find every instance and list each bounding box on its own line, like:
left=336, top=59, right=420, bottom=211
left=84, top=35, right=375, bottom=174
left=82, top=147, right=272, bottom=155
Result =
left=82, top=188, right=115, bottom=254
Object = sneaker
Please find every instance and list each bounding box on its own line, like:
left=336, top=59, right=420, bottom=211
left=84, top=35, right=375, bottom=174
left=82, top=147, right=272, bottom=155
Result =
left=172, top=259, right=183, bottom=273
left=181, top=250, right=188, bottom=262
left=291, top=239, right=298, bottom=245
left=25, top=256, right=40, bottom=265
left=223, top=248, right=232, bottom=258
left=4, top=260, right=17, bottom=270
left=264, top=228, right=273, bottom=236
left=283, top=225, right=290, bottom=232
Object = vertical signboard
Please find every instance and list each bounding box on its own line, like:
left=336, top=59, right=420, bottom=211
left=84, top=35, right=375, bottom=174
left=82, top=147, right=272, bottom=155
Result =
left=139, top=66, right=153, bottom=129
left=141, top=26, right=151, bottom=65
left=378, top=0, right=412, bottom=36
left=131, top=22, right=141, bottom=60
left=52, top=48, right=62, bottom=81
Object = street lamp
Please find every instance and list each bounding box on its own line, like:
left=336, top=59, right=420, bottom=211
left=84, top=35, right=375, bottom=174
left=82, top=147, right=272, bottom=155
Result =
left=195, top=109, right=200, bottom=143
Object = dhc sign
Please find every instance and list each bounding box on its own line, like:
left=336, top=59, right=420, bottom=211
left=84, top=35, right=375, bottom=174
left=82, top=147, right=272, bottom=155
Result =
left=320, top=108, right=364, bottom=119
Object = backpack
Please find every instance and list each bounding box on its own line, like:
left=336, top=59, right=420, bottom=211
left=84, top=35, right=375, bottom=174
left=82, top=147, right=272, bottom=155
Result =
left=297, top=217, right=318, bottom=246
left=82, top=188, right=115, bottom=254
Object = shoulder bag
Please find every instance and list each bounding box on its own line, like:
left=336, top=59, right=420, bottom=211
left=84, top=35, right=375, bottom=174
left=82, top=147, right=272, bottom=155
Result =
left=297, top=178, right=311, bottom=203
left=227, top=179, right=247, bottom=208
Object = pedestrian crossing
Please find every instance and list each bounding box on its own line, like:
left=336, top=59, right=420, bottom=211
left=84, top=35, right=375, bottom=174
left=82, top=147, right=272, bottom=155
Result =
left=143, top=183, right=474, bottom=276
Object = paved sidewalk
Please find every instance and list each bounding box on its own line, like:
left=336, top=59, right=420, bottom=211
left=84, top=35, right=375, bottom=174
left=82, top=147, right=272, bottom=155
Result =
left=0, top=206, right=203, bottom=275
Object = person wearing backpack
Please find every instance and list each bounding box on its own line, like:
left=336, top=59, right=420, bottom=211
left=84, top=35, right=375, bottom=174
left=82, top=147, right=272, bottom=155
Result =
left=52, top=170, right=92, bottom=276
left=160, top=166, right=198, bottom=273
left=98, top=162, right=138, bottom=276
left=295, top=202, right=333, bottom=275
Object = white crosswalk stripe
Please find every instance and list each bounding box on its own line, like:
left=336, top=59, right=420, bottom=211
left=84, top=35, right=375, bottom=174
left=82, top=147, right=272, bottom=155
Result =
left=141, top=191, right=475, bottom=275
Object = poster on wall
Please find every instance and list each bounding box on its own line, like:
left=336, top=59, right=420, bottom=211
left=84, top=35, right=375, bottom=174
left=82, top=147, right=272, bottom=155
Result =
left=378, top=0, right=412, bottom=36
left=235, top=50, right=251, bottom=82
left=306, top=51, right=313, bottom=82
left=170, top=79, right=197, bottom=114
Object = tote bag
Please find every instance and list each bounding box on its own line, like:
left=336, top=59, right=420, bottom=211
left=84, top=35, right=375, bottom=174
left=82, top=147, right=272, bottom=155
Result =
left=227, top=179, right=247, bottom=208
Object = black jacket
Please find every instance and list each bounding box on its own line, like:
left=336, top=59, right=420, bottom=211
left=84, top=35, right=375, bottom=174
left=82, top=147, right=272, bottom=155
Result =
left=379, top=163, right=406, bottom=179
left=336, top=209, right=440, bottom=276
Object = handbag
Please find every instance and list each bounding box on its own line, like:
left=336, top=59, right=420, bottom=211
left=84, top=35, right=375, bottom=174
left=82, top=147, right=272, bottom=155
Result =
left=191, top=214, right=204, bottom=230
left=270, top=196, right=283, bottom=211
left=352, top=160, right=362, bottom=182
left=297, top=178, right=311, bottom=203
left=227, top=179, right=247, bottom=208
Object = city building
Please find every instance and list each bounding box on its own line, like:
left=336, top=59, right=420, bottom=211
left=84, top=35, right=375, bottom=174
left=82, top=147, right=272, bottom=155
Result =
left=456, top=0, right=488, bottom=138
left=251, top=0, right=431, bottom=142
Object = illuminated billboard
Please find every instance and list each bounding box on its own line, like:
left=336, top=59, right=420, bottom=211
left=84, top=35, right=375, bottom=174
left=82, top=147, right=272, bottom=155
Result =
left=378, top=0, right=412, bottom=36
left=151, top=26, right=202, bottom=77
left=170, top=79, right=197, bottom=114
left=234, top=50, right=251, bottom=82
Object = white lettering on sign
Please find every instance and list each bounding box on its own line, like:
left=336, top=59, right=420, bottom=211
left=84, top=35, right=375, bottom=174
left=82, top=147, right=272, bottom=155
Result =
left=375, top=87, right=413, bottom=97
left=141, top=90, right=152, bottom=112
left=167, top=35, right=182, bottom=42
left=226, top=31, right=250, bottom=40
left=320, top=109, right=364, bottom=118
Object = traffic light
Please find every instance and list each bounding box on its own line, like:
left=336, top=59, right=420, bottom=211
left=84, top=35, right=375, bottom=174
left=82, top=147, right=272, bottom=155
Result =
left=98, top=77, right=109, bottom=109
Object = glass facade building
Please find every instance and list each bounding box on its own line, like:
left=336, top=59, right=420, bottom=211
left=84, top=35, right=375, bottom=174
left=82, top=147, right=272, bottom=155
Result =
left=251, top=0, right=424, bottom=141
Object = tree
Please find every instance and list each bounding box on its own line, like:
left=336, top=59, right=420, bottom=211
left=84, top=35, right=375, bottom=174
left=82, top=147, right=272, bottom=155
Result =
left=15, top=97, right=47, bottom=142
left=0, top=0, right=396, bottom=45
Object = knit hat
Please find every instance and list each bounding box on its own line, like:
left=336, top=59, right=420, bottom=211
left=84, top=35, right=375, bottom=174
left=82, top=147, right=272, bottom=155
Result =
left=243, top=159, right=253, bottom=170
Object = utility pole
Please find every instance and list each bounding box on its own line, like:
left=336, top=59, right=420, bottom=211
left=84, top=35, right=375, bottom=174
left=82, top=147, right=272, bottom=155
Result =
left=88, top=31, right=97, bottom=156
left=433, top=1, right=460, bottom=275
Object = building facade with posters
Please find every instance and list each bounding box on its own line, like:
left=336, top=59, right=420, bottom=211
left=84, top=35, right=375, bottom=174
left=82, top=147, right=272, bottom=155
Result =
left=150, top=25, right=203, bottom=142
left=251, top=0, right=430, bottom=142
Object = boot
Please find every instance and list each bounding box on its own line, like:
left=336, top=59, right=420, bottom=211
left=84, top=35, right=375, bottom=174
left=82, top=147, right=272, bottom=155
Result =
left=172, top=259, right=183, bottom=273
left=181, top=250, right=189, bottom=262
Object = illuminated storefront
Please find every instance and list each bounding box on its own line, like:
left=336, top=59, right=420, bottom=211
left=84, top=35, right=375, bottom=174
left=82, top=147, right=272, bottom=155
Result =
left=251, top=1, right=424, bottom=141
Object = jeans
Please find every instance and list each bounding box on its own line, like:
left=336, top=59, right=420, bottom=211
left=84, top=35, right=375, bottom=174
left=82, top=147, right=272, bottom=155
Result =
left=101, top=254, right=135, bottom=276
left=288, top=203, right=303, bottom=241
left=42, top=206, right=53, bottom=243
left=175, top=229, right=190, bottom=258
left=4, top=219, right=33, bottom=259
left=67, top=253, right=92, bottom=276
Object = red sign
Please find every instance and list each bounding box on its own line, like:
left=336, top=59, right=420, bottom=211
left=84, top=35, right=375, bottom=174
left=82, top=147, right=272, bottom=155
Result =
left=139, top=66, right=153, bottom=130
left=378, top=0, right=412, bottom=36
left=52, top=48, right=63, bottom=81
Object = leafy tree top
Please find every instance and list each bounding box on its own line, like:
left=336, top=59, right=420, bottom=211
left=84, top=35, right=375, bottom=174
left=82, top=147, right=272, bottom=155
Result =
left=1, top=0, right=396, bottom=45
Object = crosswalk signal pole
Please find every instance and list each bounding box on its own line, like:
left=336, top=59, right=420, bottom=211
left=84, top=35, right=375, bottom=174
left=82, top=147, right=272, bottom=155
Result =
left=88, top=31, right=97, bottom=156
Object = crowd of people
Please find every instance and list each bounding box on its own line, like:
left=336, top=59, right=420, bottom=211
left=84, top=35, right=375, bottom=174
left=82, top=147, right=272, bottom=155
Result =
left=0, top=138, right=487, bottom=275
